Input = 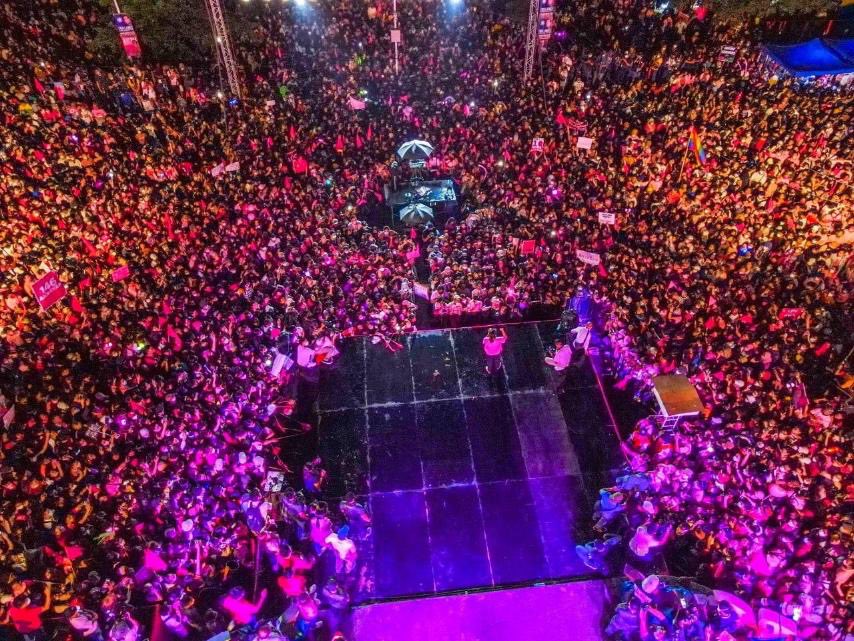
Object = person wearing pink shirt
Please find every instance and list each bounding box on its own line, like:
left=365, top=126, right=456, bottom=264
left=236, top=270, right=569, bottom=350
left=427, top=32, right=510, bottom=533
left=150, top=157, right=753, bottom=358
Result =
left=482, top=327, right=508, bottom=375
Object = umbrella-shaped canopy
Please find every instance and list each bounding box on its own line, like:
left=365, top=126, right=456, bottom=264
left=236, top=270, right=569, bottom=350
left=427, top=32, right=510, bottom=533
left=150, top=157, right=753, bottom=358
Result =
left=399, top=203, right=434, bottom=226
left=397, top=139, right=434, bottom=161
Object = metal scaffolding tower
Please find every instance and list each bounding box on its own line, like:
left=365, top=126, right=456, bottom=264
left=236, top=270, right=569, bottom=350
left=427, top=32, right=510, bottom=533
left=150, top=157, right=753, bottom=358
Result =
left=523, top=0, right=538, bottom=80
left=205, top=0, right=242, bottom=98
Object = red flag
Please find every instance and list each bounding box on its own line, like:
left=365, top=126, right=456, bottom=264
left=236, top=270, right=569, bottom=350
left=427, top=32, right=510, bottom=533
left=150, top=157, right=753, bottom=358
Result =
left=335, top=135, right=345, bottom=153
left=289, top=125, right=297, bottom=140
left=355, top=134, right=364, bottom=149
left=34, top=78, right=45, bottom=94
left=366, top=124, right=373, bottom=141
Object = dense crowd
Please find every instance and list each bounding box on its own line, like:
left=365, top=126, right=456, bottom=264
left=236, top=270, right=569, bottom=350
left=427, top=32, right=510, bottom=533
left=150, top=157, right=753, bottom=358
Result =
left=0, top=0, right=851, bottom=640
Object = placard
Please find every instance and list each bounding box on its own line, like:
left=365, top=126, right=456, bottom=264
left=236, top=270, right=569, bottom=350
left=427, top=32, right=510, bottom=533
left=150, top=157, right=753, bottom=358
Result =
left=577, top=136, right=594, bottom=150
left=520, top=239, right=536, bottom=255
left=2, top=405, right=13, bottom=429
left=778, top=307, right=804, bottom=320
left=575, top=249, right=601, bottom=266
left=413, top=282, right=430, bottom=300
left=598, top=211, right=616, bottom=225
left=32, top=271, right=67, bottom=310
left=224, top=162, right=240, bottom=173
left=391, top=29, right=401, bottom=43
left=531, top=138, right=544, bottom=153
left=111, top=265, right=131, bottom=282
left=112, top=14, right=141, bottom=59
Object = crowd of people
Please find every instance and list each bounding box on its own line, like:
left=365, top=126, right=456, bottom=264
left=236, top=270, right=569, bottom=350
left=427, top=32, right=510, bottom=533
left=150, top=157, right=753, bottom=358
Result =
left=0, top=0, right=851, bottom=640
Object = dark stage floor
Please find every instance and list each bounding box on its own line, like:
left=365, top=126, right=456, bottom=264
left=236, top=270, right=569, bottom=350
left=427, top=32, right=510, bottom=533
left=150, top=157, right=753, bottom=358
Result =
left=315, top=322, right=625, bottom=602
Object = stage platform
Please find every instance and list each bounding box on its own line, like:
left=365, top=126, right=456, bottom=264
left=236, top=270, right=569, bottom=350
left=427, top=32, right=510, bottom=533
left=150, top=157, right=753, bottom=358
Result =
left=352, top=578, right=612, bottom=641
left=314, top=321, right=626, bottom=604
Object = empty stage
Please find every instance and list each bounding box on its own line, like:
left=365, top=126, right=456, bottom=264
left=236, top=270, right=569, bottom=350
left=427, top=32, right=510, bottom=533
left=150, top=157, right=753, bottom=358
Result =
left=315, top=322, right=625, bottom=602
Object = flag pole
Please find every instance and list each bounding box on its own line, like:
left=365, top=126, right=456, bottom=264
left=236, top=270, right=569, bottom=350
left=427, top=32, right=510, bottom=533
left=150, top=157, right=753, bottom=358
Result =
left=677, top=130, right=691, bottom=182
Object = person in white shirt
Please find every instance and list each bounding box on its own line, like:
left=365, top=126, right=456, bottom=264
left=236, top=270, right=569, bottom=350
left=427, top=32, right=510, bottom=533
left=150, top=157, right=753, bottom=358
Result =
left=482, top=327, right=508, bottom=375
left=570, top=321, right=593, bottom=351
left=296, top=337, right=316, bottom=369
left=545, top=338, right=573, bottom=393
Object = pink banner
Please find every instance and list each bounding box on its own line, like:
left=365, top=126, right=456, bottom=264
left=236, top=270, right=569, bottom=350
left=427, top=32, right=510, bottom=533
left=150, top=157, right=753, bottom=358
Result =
left=112, top=265, right=131, bottom=282
left=32, top=271, right=67, bottom=310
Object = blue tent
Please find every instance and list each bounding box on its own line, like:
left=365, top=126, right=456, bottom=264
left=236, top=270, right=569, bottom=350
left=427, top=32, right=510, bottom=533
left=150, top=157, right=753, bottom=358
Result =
left=762, top=38, right=854, bottom=77
left=825, top=38, right=854, bottom=65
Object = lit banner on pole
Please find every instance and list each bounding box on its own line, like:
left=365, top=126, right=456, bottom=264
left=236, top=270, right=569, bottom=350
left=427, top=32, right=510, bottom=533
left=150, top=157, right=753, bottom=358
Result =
left=113, top=14, right=142, bottom=58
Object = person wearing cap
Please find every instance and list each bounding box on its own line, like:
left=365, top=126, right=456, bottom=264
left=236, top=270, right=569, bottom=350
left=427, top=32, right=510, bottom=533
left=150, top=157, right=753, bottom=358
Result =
left=482, top=326, right=508, bottom=375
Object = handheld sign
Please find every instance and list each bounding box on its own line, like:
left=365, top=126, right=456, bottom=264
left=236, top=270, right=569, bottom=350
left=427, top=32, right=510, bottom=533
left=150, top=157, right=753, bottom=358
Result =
left=32, top=271, right=67, bottom=310
left=598, top=211, right=616, bottom=225
left=112, top=265, right=131, bottom=282
left=577, top=136, right=594, bottom=150
left=531, top=138, right=544, bottom=153
left=575, top=249, right=601, bottom=266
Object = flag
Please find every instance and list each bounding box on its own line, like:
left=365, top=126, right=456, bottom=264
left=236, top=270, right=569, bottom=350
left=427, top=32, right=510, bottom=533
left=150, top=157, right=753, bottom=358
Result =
left=688, top=127, right=707, bottom=165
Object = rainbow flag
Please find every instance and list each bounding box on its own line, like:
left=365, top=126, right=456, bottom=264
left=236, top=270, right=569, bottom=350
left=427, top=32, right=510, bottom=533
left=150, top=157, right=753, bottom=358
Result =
left=688, top=127, right=707, bottom=165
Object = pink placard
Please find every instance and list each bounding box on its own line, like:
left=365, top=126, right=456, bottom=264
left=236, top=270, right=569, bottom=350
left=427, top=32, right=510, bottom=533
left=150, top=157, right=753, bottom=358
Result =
left=112, top=265, right=131, bottom=282
left=32, top=271, right=67, bottom=310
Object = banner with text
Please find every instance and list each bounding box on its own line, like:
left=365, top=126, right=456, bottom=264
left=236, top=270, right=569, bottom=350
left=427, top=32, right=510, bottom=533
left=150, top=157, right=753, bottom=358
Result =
left=32, top=271, right=67, bottom=310
left=576, top=249, right=601, bottom=266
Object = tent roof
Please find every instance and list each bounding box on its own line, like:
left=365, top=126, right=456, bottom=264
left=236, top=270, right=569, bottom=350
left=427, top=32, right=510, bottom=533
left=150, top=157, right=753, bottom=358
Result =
left=825, top=38, right=854, bottom=65
left=762, top=38, right=854, bottom=77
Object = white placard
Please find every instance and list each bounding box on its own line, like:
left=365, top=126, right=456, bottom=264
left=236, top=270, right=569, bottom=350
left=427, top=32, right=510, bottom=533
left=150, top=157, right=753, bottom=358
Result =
left=391, top=29, right=401, bottom=43
left=2, top=405, right=14, bottom=429
left=598, top=211, right=616, bottom=225
left=577, top=136, right=594, bottom=150
left=576, top=249, right=601, bottom=265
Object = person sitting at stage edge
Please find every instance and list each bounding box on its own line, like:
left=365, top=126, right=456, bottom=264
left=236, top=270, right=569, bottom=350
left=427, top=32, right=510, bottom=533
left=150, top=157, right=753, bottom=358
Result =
left=482, top=327, right=508, bottom=375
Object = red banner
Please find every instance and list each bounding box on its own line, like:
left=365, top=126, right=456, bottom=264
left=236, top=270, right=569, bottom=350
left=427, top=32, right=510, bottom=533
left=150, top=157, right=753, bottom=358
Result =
left=32, top=271, right=67, bottom=310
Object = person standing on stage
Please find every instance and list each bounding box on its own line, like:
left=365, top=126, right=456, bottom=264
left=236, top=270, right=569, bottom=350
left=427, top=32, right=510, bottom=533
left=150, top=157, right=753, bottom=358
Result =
left=482, top=327, right=508, bottom=375
left=569, top=321, right=594, bottom=352
left=545, top=338, right=574, bottom=392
